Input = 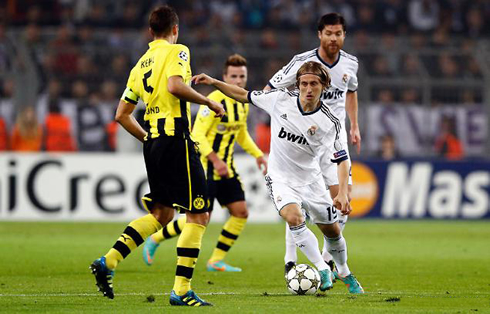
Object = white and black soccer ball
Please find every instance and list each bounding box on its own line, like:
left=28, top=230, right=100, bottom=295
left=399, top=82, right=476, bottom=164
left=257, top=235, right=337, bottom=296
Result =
left=286, top=264, right=321, bottom=295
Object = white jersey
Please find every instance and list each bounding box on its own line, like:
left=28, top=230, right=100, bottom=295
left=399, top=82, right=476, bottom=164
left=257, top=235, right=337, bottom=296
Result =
left=268, top=48, right=358, bottom=124
left=247, top=89, right=348, bottom=187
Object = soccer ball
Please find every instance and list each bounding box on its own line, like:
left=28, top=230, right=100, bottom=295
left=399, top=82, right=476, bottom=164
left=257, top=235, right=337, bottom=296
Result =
left=286, top=264, right=321, bottom=295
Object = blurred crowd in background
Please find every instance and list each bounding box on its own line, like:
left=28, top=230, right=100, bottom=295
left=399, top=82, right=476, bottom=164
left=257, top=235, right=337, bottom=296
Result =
left=0, top=0, right=489, bottom=158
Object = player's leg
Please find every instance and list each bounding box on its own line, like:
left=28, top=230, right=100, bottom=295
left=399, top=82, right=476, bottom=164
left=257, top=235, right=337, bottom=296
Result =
left=90, top=204, right=172, bottom=299
left=316, top=222, right=364, bottom=294
left=207, top=177, right=247, bottom=272
left=169, top=137, right=212, bottom=306
left=170, top=210, right=211, bottom=306
left=280, top=203, right=332, bottom=291
left=321, top=184, right=351, bottom=267
left=142, top=194, right=186, bottom=265
left=284, top=223, right=297, bottom=275
left=320, top=156, right=352, bottom=268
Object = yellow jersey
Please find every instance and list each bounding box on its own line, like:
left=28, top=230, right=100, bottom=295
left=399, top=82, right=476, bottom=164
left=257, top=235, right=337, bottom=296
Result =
left=192, top=90, right=263, bottom=181
left=121, top=39, right=192, bottom=138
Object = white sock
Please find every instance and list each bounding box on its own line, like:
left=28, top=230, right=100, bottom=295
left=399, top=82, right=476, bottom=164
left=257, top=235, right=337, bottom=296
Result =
left=325, top=235, right=350, bottom=277
left=321, top=242, right=333, bottom=262
left=289, top=222, right=328, bottom=271
left=323, top=214, right=348, bottom=262
left=284, top=223, right=297, bottom=264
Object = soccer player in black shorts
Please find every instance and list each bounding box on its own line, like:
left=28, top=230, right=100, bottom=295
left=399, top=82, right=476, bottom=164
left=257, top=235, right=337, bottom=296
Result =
left=89, top=5, right=225, bottom=306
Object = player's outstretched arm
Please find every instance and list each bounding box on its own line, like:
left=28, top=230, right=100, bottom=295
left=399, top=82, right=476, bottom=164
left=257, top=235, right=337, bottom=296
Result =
left=333, top=160, right=352, bottom=215
left=346, top=91, right=361, bottom=154
left=167, top=76, right=225, bottom=118
left=192, top=73, right=249, bottom=104
left=115, top=100, right=147, bottom=142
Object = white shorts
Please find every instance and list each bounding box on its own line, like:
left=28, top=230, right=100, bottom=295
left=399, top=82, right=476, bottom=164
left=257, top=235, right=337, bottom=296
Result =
left=264, top=175, right=339, bottom=224
left=321, top=143, right=353, bottom=187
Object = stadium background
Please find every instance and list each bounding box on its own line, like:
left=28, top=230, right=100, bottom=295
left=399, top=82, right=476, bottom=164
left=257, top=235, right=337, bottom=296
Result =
left=0, top=0, right=489, bottom=221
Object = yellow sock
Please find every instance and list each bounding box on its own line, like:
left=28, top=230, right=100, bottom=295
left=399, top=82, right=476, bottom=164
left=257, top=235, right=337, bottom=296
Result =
left=208, top=216, right=247, bottom=263
left=104, top=214, right=162, bottom=269
left=173, top=223, right=206, bottom=296
left=152, top=216, right=186, bottom=243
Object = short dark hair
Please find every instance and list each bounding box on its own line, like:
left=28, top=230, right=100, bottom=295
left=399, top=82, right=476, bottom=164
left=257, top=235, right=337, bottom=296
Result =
left=317, top=13, right=346, bottom=32
left=223, top=54, right=247, bottom=74
left=149, top=5, right=179, bottom=37
left=296, top=61, right=331, bottom=89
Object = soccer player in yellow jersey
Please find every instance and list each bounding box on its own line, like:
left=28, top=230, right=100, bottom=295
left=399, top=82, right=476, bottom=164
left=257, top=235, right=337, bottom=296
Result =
left=89, top=5, right=225, bottom=306
left=142, top=54, right=268, bottom=272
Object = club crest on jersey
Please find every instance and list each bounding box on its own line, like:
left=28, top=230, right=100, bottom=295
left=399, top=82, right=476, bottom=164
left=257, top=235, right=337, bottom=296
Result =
left=178, top=51, right=188, bottom=62
left=217, top=124, right=226, bottom=132
left=342, top=74, right=349, bottom=83
left=307, top=125, right=318, bottom=136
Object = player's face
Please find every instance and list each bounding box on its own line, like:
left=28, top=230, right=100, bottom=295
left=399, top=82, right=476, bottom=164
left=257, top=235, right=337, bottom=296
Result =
left=223, top=66, right=248, bottom=88
left=318, top=24, right=345, bottom=57
left=298, top=74, right=323, bottom=104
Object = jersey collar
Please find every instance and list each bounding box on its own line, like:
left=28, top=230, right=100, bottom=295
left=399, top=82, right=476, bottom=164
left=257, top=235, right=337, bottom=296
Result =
left=149, top=39, right=170, bottom=48
left=296, top=97, right=322, bottom=116
left=316, top=48, right=340, bottom=69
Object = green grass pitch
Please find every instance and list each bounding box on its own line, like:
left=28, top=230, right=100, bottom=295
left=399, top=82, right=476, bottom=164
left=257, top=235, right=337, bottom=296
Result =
left=0, top=220, right=489, bottom=313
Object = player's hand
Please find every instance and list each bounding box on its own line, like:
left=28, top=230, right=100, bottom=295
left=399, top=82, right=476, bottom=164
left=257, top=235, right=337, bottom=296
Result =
left=213, top=158, right=229, bottom=178
left=192, top=73, right=215, bottom=86
left=333, top=193, right=351, bottom=215
left=207, top=99, right=226, bottom=118
left=350, top=125, right=361, bottom=155
left=256, top=156, right=268, bottom=175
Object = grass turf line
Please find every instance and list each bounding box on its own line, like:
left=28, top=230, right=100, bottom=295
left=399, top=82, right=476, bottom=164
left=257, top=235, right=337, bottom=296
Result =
left=0, top=220, right=489, bottom=313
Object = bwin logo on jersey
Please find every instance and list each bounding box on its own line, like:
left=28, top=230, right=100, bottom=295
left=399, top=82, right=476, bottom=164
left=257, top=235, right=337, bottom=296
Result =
left=322, top=89, right=344, bottom=100
left=278, top=127, right=308, bottom=145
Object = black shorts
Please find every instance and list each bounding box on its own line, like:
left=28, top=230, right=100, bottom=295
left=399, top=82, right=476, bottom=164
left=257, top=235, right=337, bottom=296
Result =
left=143, top=135, right=208, bottom=213
left=207, top=176, right=245, bottom=210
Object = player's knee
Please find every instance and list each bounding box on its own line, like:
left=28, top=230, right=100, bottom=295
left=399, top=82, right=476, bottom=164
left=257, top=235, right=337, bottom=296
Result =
left=321, top=222, right=341, bottom=238
left=284, top=212, right=304, bottom=227
left=231, top=208, right=248, bottom=219
left=186, top=211, right=210, bottom=226
left=152, top=209, right=174, bottom=226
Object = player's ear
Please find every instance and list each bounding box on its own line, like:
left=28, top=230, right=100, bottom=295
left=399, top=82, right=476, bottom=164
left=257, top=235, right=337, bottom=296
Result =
left=317, top=30, right=322, bottom=40
left=149, top=27, right=154, bottom=37
left=172, top=24, right=179, bottom=36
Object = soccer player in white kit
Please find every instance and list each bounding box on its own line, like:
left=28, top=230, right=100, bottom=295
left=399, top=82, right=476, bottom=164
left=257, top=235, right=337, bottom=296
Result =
left=265, top=13, right=361, bottom=277
left=192, top=61, right=364, bottom=294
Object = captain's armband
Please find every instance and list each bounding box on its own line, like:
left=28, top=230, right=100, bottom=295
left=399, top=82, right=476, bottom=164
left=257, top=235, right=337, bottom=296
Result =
left=121, top=87, right=139, bottom=105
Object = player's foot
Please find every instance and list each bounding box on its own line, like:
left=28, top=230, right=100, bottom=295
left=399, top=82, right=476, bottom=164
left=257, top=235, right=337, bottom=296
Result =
left=142, top=235, right=160, bottom=266
left=326, top=260, right=337, bottom=283
left=169, top=290, right=212, bottom=306
left=318, top=268, right=333, bottom=291
left=89, top=257, right=115, bottom=299
left=338, top=273, right=364, bottom=294
left=284, top=261, right=296, bottom=278
left=206, top=260, right=242, bottom=272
